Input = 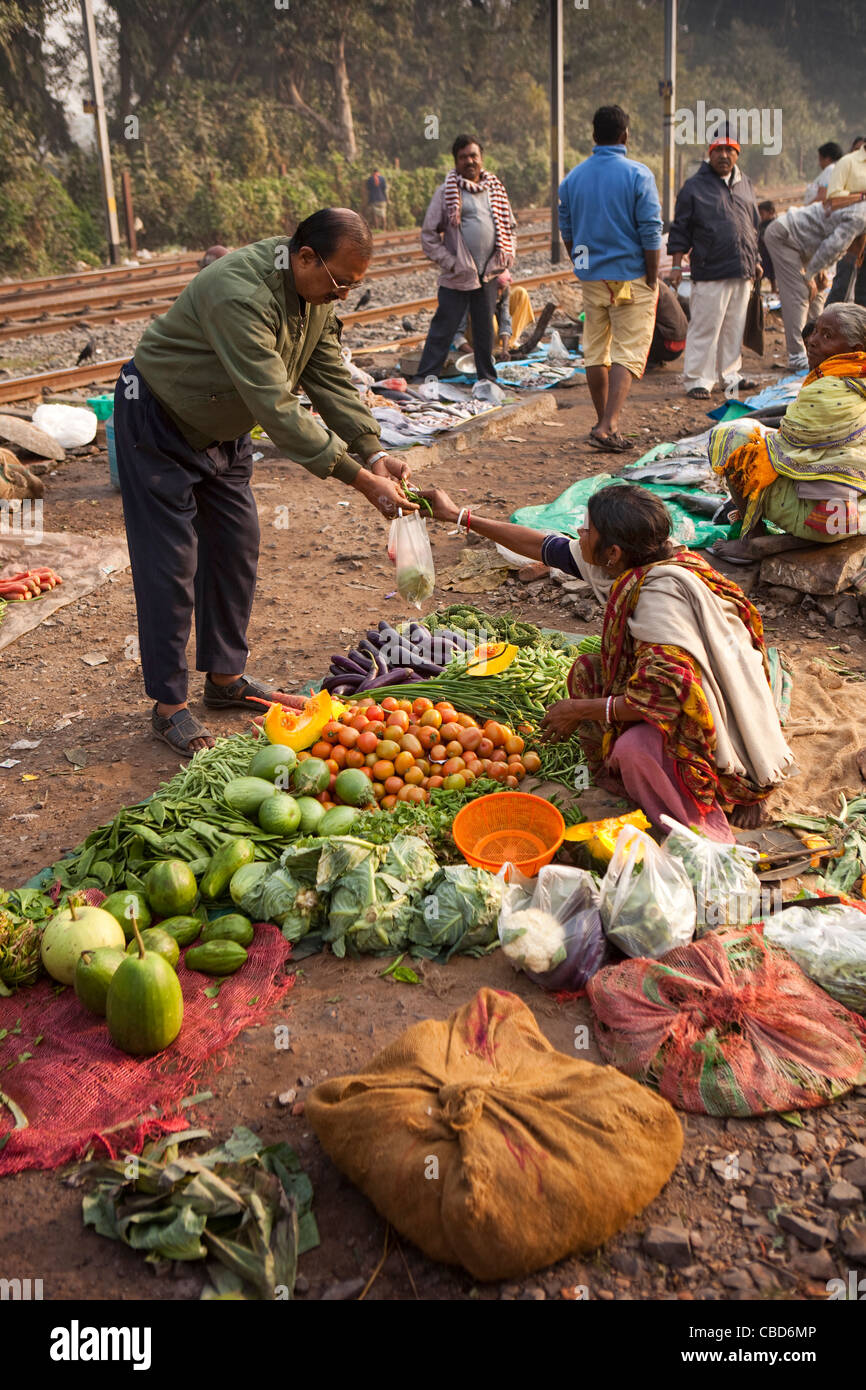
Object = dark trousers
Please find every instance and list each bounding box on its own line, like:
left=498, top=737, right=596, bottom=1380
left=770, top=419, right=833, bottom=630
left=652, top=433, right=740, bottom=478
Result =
left=826, top=253, right=866, bottom=307
left=415, top=280, right=499, bottom=381
left=112, top=360, right=259, bottom=706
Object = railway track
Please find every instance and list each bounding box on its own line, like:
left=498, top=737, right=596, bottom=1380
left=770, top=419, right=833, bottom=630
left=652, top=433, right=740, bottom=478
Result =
left=0, top=233, right=552, bottom=344
left=0, top=265, right=573, bottom=405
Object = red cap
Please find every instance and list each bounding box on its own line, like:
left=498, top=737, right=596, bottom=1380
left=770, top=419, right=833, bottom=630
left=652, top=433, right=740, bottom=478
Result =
left=709, top=135, right=740, bottom=153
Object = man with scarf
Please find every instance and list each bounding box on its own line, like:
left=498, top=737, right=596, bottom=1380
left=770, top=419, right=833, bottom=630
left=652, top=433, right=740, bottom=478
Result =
left=413, top=134, right=516, bottom=383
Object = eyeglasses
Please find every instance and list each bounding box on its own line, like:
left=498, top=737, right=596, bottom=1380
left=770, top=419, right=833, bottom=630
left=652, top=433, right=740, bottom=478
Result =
left=315, top=251, right=363, bottom=294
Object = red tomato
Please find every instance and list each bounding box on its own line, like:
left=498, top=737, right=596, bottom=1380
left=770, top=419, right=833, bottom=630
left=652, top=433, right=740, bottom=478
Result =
left=381, top=697, right=399, bottom=712
left=412, top=697, right=433, bottom=715
left=357, top=730, right=379, bottom=754
left=365, top=704, right=384, bottom=723
left=385, top=709, right=410, bottom=733
left=322, top=720, right=342, bottom=744
left=350, top=714, right=370, bottom=733
left=344, top=748, right=365, bottom=769
left=337, top=725, right=359, bottom=749
left=381, top=795, right=397, bottom=810
left=330, top=744, right=347, bottom=768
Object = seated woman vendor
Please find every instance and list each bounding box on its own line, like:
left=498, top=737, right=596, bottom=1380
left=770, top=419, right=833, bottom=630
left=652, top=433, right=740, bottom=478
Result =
left=709, top=303, right=866, bottom=564
left=420, top=483, right=795, bottom=841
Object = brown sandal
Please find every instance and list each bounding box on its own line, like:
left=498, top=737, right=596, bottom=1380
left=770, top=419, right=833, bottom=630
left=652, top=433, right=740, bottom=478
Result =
left=151, top=705, right=215, bottom=758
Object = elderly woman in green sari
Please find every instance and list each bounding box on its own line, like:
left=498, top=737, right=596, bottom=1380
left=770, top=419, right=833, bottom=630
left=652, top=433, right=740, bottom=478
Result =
left=709, top=304, right=866, bottom=563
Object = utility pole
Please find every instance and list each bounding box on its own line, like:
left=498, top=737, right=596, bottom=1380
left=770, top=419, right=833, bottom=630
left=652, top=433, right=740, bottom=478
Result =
left=80, top=0, right=122, bottom=265
left=549, top=0, right=564, bottom=263
left=660, top=0, right=677, bottom=229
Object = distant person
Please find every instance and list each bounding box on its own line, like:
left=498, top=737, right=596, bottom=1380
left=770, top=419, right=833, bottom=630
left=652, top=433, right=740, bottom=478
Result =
left=764, top=197, right=866, bottom=367
left=646, top=280, right=688, bottom=366
left=802, top=142, right=844, bottom=205
left=825, top=140, right=866, bottom=307
left=366, top=169, right=388, bottom=230
left=558, top=104, right=662, bottom=451
left=757, top=202, right=777, bottom=291
left=413, top=134, right=516, bottom=383
left=667, top=128, right=761, bottom=400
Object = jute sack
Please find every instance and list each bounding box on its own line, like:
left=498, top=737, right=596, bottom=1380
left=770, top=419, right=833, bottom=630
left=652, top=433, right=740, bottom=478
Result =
left=306, top=988, right=683, bottom=1280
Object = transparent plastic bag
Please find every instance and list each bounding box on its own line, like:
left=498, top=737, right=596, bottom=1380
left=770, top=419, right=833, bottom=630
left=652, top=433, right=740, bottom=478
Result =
left=764, top=902, right=866, bottom=1015
left=497, top=863, right=610, bottom=990
left=599, top=826, right=696, bottom=959
left=392, top=511, right=435, bottom=607
left=32, top=402, right=97, bottom=448
left=661, top=816, right=762, bottom=935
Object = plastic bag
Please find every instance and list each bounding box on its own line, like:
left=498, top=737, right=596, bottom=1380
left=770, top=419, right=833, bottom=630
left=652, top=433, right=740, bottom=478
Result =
left=497, top=863, right=611, bottom=990
left=392, top=511, right=435, bottom=607
left=599, top=826, right=696, bottom=959
left=764, top=901, right=866, bottom=1015
left=545, top=328, right=571, bottom=365
left=661, top=816, right=762, bottom=935
left=32, top=403, right=97, bottom=448
left=472, top=379, right=504, bottom=405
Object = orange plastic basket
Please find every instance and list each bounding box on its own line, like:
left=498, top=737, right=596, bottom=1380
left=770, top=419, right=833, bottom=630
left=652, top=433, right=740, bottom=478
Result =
left=452, top=792, right=566, bottom=878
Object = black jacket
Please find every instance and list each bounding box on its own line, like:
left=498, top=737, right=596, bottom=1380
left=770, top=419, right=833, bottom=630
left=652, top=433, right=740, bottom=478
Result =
left=667, top=162, right=760, bottom=281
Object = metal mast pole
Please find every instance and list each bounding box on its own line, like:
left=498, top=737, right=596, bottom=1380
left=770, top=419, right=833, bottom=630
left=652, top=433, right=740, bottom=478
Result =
left=660, top=0, right=677, bottom=229
left=80, top=0, right=122, bottom=264
left=549, top=0, right=564, bottom=263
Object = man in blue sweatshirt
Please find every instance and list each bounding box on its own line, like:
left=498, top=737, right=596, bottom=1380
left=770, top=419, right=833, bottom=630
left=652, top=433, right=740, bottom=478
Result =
left=558, top=105, right=663, bottom=452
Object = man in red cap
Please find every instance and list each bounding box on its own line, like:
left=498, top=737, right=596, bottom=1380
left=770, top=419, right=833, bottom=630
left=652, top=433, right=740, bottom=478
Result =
left=667, top=129, right=762, bottom=399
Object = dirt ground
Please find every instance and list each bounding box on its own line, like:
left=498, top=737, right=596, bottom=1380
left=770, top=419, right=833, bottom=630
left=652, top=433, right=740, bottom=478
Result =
left=1, top=323, right=865, bottom=1303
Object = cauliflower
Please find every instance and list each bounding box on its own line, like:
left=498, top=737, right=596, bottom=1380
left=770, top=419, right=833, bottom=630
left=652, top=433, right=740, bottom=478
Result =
left=500, top=908, right=567, bottom=975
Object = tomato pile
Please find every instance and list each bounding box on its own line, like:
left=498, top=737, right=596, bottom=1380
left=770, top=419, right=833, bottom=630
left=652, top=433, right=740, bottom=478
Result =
left=299, top=695, right=542, bottom=810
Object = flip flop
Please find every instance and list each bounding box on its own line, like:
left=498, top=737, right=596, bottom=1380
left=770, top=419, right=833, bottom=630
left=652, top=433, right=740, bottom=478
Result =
left=706, top=542, right=758, bottom=567
left=686, top=387, right=711, bottom=400
left=151, top=705, right=215, bottom=757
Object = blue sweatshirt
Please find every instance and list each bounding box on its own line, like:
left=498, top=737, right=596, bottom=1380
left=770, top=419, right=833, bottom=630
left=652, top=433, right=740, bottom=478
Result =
left=558, top=145, right=663, bottom=281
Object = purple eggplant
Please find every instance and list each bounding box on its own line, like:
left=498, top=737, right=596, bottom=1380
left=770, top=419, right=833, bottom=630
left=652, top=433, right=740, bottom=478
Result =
left=331, top=654, right=367, bottom=673
left=358, top=666, right=417, bottom=690
left=365, top=630, right=385, bottom=647
left=348, top=648, right=374, bottom=669
left=437, top=627, right=471, bottom=650
left=322, top=673, right=364, bottom=694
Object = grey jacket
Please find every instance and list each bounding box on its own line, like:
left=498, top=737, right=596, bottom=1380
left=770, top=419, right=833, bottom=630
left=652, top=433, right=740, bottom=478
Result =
left=420, top=183, right=516, bottom=290
left=782, top=201, right=866, bottom=277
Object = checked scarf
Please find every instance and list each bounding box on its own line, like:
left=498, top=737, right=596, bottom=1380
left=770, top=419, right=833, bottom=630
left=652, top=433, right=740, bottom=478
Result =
left=568, top=549, right=770, bottom=811
left=443, top=169, right=515, bottom=261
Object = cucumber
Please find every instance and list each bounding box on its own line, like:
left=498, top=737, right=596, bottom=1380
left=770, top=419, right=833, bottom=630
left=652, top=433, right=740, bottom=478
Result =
left=318, top=805, right=359, bottom=836
left=185, top=940, right=248, bottom=976
left=223, top=777, right=279, bottom=817
left=155, top=915, right=202, bottom=948
left=201, top=914, right=254, bottom=947
left=200, top=837, right=256, bottom=901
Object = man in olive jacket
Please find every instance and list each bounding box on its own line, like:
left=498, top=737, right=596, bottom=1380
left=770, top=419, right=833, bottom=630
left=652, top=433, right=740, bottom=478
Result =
left=114, top=208, right=415, bottom=756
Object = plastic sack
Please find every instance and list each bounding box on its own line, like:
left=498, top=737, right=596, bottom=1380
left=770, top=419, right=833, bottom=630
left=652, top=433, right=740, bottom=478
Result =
left=392, top=511, right=435, bottom=607
left=32, top=403, right=97, bottom=448
left=471, top=379, right=504, bottom=405
left=764, top=901, right=866, bottom=1015
left=494, top=542, right=537, bottom=569
left=497, top=863, right=610, bottom=991
left=661, top=816, right=762, bottom=935
left=545, top=328, right=571, bottom=365
left=566, top=809, right=651, bottom=864
left=599, top=826, right=696, bottom=959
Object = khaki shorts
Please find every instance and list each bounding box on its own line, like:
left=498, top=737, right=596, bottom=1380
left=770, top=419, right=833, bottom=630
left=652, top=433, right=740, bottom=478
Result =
left=580, top=277, right=659, bottom=378
left=368, top=202, right=387, bottom=228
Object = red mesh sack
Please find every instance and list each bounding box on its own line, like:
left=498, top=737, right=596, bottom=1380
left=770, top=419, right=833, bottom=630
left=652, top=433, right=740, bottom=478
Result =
left=586, top=928, right=866, bottom=1116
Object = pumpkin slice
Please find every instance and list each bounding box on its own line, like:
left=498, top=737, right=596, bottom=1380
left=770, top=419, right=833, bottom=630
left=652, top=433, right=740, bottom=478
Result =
left=264, top=690, right=334, bottom=751
left=465, top=642, right=519, bottom=677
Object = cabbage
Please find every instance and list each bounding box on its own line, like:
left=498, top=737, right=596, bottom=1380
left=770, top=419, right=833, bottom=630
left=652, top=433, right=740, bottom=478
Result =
left=256, top=866, right=323, bottom=942
left=409, top=865, right=504, bottom=960
left=381, top=835, right=438, bottom=890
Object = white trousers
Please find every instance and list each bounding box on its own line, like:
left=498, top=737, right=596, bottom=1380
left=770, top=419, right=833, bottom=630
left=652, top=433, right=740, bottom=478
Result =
left=682, top=277, right=752, bottom=391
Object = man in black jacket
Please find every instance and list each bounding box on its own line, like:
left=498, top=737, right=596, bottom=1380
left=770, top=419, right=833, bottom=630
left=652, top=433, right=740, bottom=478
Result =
left=667, top=132, right=761, bottom=399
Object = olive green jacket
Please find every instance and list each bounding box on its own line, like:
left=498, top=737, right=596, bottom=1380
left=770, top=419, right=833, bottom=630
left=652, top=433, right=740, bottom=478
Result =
left=134, top=237, right=382, bottom=482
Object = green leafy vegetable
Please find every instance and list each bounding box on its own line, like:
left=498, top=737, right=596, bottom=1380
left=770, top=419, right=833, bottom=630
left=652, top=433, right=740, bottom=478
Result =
left=409, top=864, right=504, bottom=960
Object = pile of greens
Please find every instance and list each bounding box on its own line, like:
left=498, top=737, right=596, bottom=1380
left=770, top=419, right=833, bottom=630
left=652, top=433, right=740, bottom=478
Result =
left=49, top=735, right=283, bottom=896
left=80, top=1125, right=318, bottom=1301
